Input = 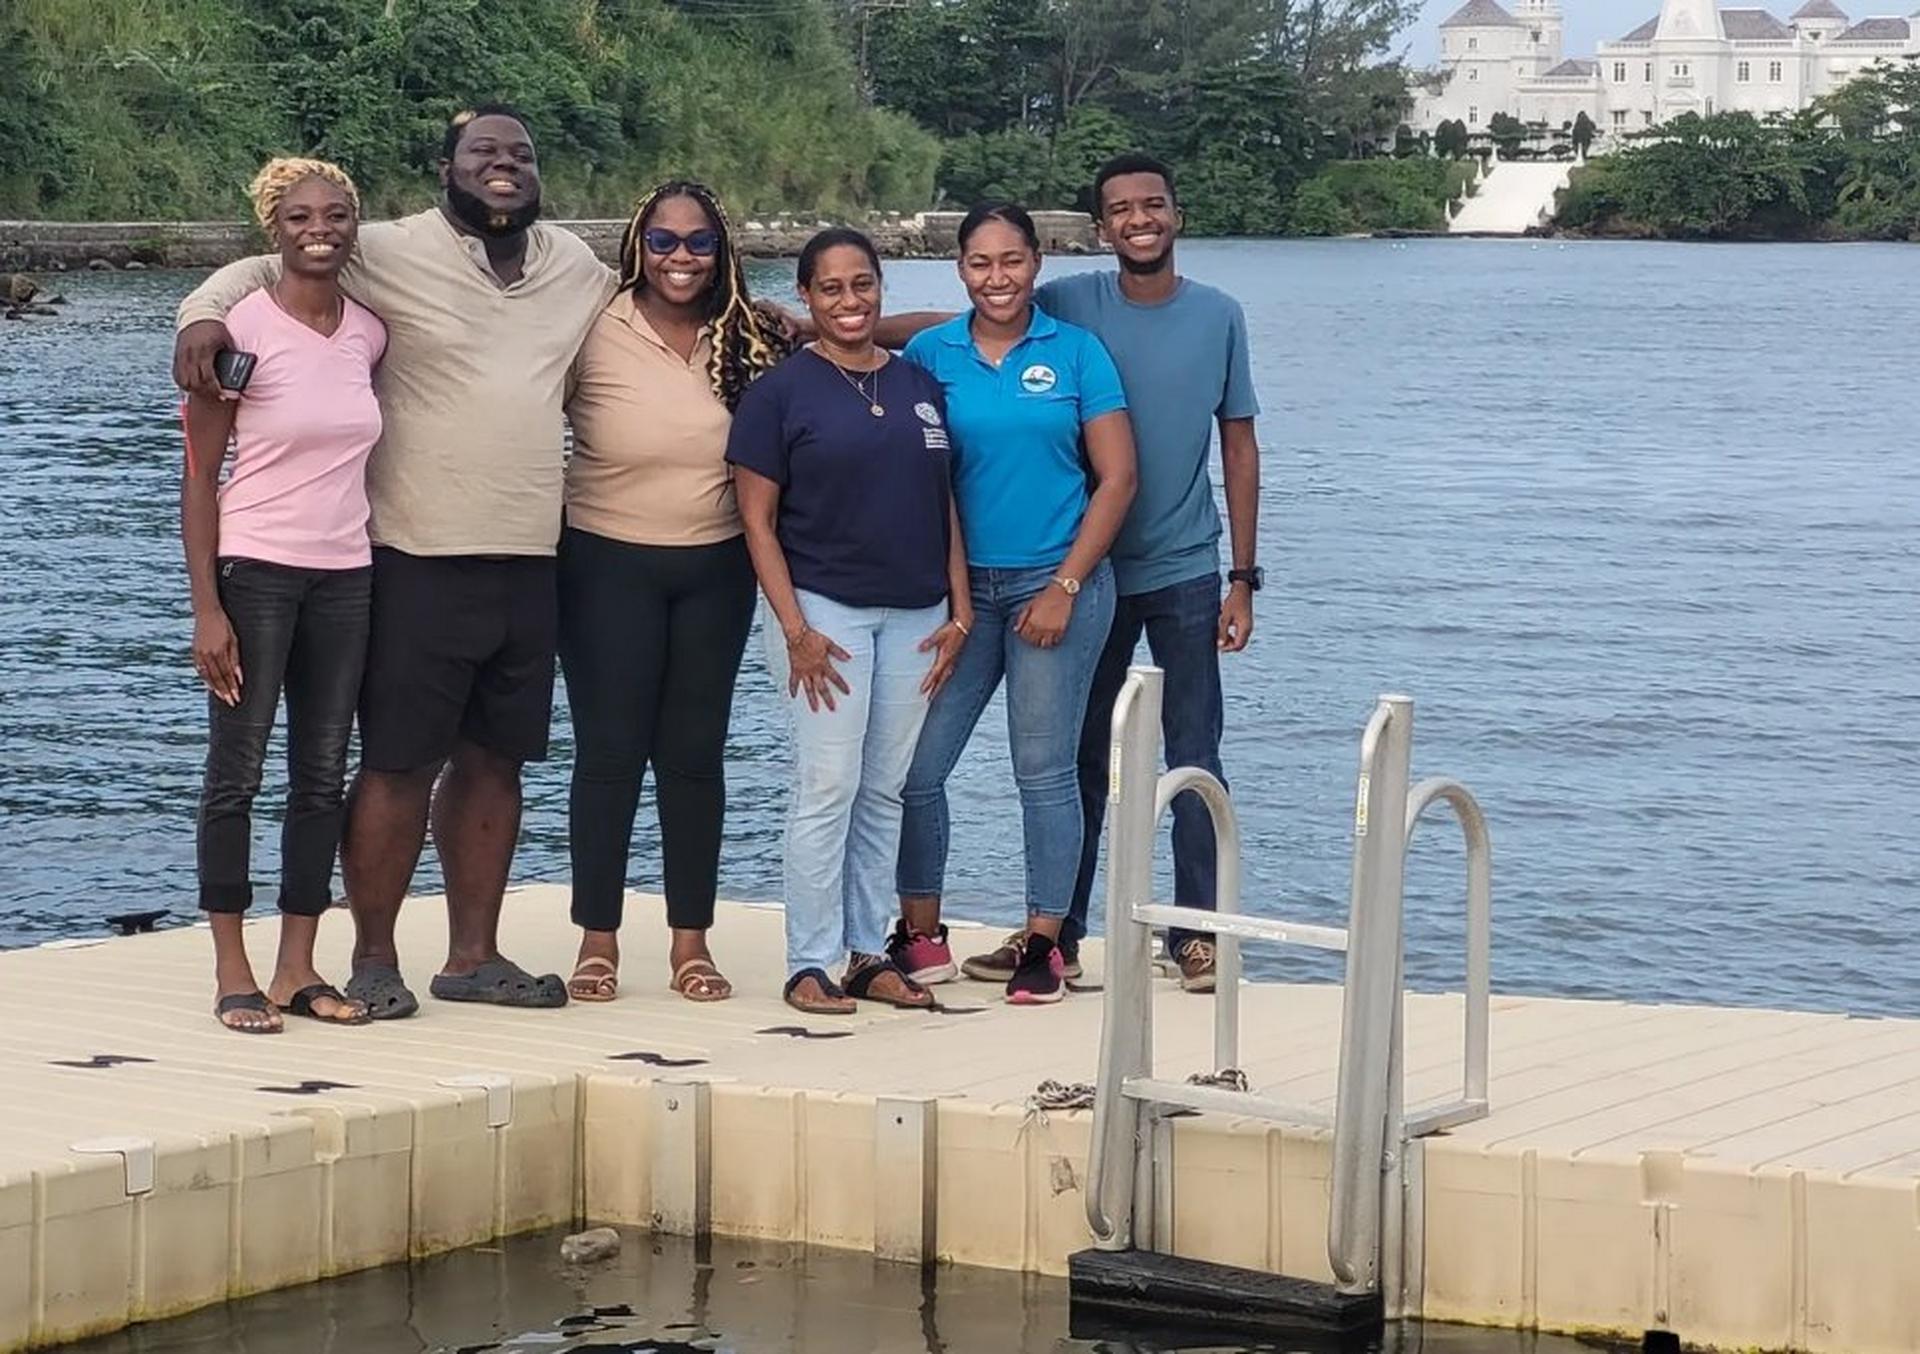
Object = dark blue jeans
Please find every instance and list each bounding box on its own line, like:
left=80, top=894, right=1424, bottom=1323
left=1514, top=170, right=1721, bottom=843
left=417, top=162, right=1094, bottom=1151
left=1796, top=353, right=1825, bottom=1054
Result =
left=1067, top=572, right=1225, bottom=954
left=197, top=558, right=370, bottom=915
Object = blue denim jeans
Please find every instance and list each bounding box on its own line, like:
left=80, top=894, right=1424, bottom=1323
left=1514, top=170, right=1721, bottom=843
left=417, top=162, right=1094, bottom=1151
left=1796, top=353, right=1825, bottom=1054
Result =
left=897, top=561, right=1116, bottom=919
left=1067, top=572, right=1226, bottom=954
left=767, top=590, right=947, bottom=978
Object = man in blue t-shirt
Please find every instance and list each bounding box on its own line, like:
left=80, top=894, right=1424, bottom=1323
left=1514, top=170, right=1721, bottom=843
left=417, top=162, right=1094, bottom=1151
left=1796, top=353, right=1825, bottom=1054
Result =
left=1044, top=153, right=1263, bottom=993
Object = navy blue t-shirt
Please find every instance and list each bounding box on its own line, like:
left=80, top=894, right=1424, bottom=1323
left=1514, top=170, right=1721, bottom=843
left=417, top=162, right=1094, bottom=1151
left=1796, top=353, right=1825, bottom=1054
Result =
left=726, top=349, right=952, bottom=610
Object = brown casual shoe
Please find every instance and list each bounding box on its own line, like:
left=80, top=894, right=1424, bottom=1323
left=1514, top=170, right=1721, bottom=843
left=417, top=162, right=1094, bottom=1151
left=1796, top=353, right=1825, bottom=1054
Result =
left=963, top=930, right=1082, bottom=982
left=961, top=930, right=1026, bottom=982
left=1175, top=938, right=1217, bottom=993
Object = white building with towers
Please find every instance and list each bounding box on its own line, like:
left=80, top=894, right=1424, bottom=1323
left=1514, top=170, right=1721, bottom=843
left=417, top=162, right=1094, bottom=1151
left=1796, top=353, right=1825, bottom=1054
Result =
left=1411, top=0, right=1920, bottom=140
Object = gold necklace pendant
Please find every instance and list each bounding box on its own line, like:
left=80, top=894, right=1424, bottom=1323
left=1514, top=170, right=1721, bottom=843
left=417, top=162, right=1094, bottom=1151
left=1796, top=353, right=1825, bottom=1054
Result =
left=818, top=344, right=885, bottom=418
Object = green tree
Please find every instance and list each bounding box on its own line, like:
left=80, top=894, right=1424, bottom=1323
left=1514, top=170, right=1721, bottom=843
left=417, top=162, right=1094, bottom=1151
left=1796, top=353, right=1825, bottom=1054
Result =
left=1487, top=112, right=1525, bottom=158
left=1571, top=110, right=1596, bottom=157
left=0, top=0, right=942, bottom=219
left=1164, top=63, right=1313, bottom=234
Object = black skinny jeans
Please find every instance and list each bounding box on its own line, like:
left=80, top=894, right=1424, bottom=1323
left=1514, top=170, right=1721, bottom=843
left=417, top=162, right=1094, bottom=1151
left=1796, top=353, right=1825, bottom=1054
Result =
left=197, top=558, right=371, bottom=915
left=558, top=528, right=756, bottom=932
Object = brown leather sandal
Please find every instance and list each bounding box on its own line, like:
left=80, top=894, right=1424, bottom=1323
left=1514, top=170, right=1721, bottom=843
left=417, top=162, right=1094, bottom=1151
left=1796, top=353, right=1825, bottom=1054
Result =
left=671, top=957, right=733, bottom=1003
left=569, top=956, right=619, bottom=1002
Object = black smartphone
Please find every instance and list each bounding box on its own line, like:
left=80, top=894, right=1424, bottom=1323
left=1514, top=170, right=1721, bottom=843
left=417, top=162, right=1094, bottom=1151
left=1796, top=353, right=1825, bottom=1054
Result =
left=213, top=349, right=257, bottom=394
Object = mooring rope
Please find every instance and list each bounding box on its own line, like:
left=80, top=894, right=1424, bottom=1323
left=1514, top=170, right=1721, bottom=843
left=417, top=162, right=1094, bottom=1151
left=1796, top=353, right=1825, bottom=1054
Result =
left=1185, top=1067, right=1250, bottom=1093
left=1029, top=1078, right=1097, bottom=1112
left=1025, top=1068, right=1250, bottom=1118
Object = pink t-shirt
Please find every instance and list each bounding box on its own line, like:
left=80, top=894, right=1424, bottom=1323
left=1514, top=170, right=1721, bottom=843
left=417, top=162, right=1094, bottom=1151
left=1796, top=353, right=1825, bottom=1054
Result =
left=216, top=288, right=387, bottom=569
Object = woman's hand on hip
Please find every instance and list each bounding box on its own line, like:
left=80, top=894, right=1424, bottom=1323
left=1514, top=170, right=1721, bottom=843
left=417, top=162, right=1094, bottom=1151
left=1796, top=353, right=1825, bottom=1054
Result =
left=918, top=618, right=970, bottom=697
left=787, top=627, right=852, bottom=712
left=192, top=608, right=243, bottom=706
left=1014, top=586, right=1072, bottom=649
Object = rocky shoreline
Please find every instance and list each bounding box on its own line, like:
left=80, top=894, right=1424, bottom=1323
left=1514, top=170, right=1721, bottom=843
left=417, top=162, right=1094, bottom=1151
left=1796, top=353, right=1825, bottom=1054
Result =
left=0, top=211, right=1100, bottom=274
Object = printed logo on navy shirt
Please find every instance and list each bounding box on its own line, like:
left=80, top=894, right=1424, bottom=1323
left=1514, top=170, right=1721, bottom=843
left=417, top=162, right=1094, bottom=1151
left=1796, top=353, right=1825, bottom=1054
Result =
left=914, top=401, right=942, bottom=426
left=1019, top=364, right=1057, bottom=394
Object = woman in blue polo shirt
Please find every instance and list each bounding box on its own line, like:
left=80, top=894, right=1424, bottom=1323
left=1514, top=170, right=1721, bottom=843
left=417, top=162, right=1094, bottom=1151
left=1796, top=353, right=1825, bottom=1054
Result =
left=891, top=201, right=1138, bottom=1006
left=729, top=228, right=973, bottom=1016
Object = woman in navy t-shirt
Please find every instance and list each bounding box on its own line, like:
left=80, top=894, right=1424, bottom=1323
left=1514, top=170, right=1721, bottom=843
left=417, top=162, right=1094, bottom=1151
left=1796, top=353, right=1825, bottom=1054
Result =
left=728, top=228, right=972, bottom=1015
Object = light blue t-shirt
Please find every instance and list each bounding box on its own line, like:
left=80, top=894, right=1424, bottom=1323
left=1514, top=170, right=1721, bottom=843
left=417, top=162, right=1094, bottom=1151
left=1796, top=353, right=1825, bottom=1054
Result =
left=1035, top=271, right=1259, bottom=596
left=902, top=307, right=1128, bottom=570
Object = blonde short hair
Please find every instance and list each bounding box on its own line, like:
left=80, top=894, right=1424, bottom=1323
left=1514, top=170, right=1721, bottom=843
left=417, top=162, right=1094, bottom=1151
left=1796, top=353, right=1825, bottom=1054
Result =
left=246, top=157, right=360, bottom=234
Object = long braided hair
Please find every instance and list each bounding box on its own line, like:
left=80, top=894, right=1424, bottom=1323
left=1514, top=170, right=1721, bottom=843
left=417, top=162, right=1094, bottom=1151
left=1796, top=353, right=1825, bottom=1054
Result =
left=618, top=180, right=787, bottom=412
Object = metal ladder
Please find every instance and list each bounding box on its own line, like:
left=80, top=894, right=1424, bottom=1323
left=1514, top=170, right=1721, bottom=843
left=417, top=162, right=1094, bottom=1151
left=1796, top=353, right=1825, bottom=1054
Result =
left=1083, top=666, right=1492, bottom=1316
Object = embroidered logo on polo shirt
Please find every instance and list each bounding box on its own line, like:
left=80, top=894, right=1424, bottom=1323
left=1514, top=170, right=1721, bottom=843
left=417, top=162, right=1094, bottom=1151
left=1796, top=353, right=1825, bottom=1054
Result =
left=914, top=402, right=942, bottom=426
left=1019, top=364, right=1058, bottom=394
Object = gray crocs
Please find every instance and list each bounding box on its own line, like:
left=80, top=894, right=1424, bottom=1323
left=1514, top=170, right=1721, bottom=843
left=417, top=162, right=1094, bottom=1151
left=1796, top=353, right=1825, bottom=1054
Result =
left=345, top=964, right=419, bottom=1021
left=429, top=957, right=568, bottom=1009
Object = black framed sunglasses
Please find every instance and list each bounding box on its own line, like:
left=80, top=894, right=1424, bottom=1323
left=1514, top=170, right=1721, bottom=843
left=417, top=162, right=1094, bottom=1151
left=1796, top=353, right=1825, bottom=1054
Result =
left=642, top=226, right=720, bottom=257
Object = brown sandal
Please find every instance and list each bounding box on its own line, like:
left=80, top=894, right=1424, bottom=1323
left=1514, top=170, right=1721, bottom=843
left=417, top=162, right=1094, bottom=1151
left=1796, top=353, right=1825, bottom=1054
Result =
left=569, top=956, right=619, bottom=1003
left=671, top=957, right=733, bottom=1003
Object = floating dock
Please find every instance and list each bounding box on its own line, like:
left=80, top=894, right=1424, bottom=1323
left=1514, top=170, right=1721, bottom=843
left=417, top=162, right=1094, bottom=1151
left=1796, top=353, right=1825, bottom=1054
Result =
left=2, top=885, right=1916, bottom=1352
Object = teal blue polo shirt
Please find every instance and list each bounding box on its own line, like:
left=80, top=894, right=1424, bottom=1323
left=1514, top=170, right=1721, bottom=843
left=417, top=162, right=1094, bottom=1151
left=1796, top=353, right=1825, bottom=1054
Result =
left=902, top=307, right=1128, bottom=569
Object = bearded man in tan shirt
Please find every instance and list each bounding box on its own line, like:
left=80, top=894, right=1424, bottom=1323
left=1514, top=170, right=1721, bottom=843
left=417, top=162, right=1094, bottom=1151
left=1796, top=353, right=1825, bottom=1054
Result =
left=174, top=105, right=617, bottom=1018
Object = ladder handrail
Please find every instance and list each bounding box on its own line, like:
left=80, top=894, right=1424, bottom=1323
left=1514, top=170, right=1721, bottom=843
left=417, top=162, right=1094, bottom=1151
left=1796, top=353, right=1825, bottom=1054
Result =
left=1151, top=764, right=1242, bottom=1072
left=1329, top=695, right=1414, bottom=1293
left=1406, top=776, right=1493, bottom=1108
left=1086, top=670, right=1160, bottom=1248
left=1085, top=667, right=1492, bottom=1308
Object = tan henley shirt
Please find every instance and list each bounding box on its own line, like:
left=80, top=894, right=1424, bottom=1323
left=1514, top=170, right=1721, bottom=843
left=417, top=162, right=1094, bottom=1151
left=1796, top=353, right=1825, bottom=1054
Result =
left=564, top=297, right=740, bottom=547
left=177, top=209, right=616, bottom=557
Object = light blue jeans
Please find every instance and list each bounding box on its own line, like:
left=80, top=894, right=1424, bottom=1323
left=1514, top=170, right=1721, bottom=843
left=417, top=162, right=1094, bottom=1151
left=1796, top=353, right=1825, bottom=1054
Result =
left=896, top=561, right=1116, bottom=918
left=767, top=590, right=947, bottom=978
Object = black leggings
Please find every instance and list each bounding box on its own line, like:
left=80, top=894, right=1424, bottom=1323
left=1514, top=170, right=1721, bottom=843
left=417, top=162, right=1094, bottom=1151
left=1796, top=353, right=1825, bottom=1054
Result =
left=558, top=527, right=756, bottom=932
left=198, top=558, right=371, bottom=915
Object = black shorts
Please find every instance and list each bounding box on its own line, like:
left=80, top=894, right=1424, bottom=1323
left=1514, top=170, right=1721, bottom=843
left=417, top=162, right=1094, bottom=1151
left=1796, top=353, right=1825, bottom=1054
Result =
left=359, top=548, right=558, bottom=772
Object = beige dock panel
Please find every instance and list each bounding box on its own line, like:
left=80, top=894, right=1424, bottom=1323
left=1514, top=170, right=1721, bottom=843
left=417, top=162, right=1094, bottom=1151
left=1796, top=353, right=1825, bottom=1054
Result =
left=0, top=885, right=1915, bottom=1351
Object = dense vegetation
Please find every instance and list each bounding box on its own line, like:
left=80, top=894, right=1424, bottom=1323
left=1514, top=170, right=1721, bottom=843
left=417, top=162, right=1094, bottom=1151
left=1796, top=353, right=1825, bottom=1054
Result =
left=1553, top=64, right=1920, bottom=241
left=0, top=0, right=1436, bottom=235
left=1285, top=158, right=1474, bottom=234
left=867, top=0, right=1420, bottom=232
left=0, top=0, right=940, bottom=219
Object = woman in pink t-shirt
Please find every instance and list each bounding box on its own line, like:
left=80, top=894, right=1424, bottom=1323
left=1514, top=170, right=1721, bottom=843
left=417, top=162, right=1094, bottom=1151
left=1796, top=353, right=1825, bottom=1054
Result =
left=181, top=158, right=387, bottom=1034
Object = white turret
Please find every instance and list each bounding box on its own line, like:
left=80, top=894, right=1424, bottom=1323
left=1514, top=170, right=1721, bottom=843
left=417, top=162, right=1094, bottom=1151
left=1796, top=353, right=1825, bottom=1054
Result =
left=1515, top=0, right=1566, bottom=62
left=1655, top=0, right=1720, bottom=39
left=1789, top=0, right=1850, bottom=39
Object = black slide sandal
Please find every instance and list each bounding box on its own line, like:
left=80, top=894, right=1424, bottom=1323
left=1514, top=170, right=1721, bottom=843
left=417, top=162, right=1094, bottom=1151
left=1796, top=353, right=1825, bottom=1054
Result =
left=783, top=967, right=856, bottom=1015
left=844, top=958, right=933, bottom=1009
left=215, top=991, right=282, bottom=1035
left=284, top=983, right=372, bottom=1026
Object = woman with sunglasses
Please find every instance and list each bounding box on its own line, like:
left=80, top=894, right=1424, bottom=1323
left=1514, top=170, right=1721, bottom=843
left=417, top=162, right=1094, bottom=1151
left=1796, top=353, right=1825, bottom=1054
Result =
left=560, top=181, right=787, bottom=1003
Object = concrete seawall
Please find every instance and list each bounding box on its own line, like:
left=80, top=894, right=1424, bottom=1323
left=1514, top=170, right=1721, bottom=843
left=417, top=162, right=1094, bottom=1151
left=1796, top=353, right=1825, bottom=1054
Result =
left=0, top=212, right=1100, bottom=272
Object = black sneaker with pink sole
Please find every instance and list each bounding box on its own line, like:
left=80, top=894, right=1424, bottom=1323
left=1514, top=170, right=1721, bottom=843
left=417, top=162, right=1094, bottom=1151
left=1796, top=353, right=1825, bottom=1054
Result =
left=1005, top=933, right=1066, bottom=1005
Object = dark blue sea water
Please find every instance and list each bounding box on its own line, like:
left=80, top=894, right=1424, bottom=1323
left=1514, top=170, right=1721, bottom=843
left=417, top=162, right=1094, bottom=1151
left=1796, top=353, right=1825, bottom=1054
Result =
left=3, top=240, right=1917, bottom=1014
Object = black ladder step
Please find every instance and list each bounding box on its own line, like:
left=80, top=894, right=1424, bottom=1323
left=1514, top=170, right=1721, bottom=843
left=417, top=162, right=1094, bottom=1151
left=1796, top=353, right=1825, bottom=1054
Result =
left=1069, top=1247, right=1383, bottom=1347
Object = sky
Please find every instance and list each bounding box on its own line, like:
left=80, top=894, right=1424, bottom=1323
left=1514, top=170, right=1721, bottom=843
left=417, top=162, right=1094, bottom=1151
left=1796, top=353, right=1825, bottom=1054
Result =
left=1402, top=0, right=1667, bottom=65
